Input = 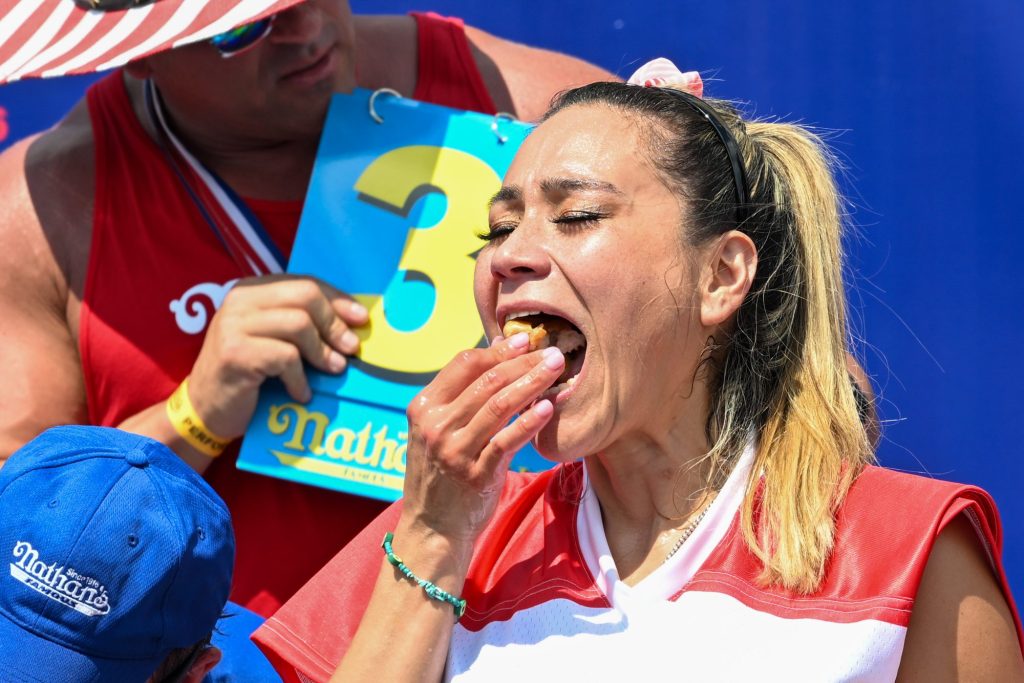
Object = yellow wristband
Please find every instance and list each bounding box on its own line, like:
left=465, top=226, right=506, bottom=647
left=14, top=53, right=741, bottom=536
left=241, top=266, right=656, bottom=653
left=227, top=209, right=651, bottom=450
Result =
left=165, top=379, right=231, bottom=458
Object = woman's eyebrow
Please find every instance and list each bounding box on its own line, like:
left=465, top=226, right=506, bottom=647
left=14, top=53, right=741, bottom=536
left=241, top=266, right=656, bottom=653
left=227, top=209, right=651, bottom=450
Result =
left=539, top=177, right=624, bottom=196
left=489, top=185, right=522, bottom=207
left=489, top=178, right=623, bottom=208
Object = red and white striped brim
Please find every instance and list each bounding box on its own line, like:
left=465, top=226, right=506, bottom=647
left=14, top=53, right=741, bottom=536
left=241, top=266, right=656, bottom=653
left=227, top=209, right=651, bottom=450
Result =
left=0, top=0, right=304, bottom=84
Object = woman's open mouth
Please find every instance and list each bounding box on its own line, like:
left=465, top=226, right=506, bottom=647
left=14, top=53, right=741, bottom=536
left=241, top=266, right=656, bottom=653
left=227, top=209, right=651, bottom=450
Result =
left=502, top=311, right=587, bottom=395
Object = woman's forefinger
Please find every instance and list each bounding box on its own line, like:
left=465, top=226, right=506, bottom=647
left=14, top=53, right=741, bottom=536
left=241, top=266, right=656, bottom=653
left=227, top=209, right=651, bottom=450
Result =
left=456, top=347, right=564, bottom=439
left=415, top=333, right=531, bottom=405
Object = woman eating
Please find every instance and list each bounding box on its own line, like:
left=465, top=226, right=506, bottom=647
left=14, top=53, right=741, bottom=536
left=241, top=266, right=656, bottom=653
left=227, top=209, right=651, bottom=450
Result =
left=253, top=60, right=1023, bottom=681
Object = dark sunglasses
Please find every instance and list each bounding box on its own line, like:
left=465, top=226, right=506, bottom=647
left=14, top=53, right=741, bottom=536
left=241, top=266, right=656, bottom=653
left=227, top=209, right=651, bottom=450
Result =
left=209, top=15, right=276, bottom=58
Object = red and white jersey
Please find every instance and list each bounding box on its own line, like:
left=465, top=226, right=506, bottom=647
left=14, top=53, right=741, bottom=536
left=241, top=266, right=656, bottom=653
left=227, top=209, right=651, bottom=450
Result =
left=254, top=448, right=1023, bottom=682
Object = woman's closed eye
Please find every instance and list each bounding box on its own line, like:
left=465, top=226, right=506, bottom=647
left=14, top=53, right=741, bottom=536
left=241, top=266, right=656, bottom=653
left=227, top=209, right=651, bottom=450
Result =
left=478, top=221, right=517, bottom=243
left=478, top=209, right=609, bottom=243
left=551, top=210, right=608, bottom=233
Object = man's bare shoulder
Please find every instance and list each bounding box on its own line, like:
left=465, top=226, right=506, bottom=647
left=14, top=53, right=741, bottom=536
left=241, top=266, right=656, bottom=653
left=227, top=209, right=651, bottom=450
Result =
left=0, top=100, right=94, bottom=459
left=24, top=95, right=95, bottom=215
left=0, top=95, right=94, bottom=314
left=352, top=13, right=616, bottom=122
left=463, top=25, right=619, bottom=122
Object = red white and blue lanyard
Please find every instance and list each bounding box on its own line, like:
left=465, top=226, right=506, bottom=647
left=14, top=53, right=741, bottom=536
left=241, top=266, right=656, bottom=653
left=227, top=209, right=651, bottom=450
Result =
left=144, top=79, right=287, bottom=276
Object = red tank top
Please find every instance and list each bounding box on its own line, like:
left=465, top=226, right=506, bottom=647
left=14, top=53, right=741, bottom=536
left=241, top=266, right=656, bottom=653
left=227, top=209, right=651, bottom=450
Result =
left=82, top=13, right=496, bottom=616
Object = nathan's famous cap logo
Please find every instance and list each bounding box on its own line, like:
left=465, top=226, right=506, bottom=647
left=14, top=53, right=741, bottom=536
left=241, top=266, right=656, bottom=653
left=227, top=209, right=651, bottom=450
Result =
left=9, top=541, right=111, bottom=617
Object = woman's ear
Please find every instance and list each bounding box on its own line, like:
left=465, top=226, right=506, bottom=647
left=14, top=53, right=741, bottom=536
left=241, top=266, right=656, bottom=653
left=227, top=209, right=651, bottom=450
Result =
left=183, top=646, right=222, bottom=683
left=700, top=230, right=757, bottom=327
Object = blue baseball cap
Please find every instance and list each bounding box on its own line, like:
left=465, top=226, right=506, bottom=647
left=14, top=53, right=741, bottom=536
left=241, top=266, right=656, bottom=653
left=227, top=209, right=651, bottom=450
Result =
left=0, top=426, right=235, bottom=681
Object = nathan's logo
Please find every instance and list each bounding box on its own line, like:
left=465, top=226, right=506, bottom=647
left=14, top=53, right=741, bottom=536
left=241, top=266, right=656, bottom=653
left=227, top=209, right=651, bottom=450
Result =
left=267, top=403, right=408, bottom=492
left=9, top=541, right=111, bottom=617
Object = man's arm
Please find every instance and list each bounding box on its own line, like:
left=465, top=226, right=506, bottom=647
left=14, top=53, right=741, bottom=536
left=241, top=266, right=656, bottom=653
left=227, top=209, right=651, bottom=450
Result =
left=0, top=124, right=91, bottom=460
left=0, top=100, right=367, bottom=472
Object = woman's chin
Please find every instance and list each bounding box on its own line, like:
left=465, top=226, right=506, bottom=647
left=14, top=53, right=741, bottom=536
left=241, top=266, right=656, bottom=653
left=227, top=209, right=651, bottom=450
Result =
left=531, top=418, right=590, bottom=464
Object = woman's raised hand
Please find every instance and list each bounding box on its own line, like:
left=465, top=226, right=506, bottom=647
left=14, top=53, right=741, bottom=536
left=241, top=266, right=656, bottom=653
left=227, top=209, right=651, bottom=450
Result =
left=400, top=332, right=564, bottom=547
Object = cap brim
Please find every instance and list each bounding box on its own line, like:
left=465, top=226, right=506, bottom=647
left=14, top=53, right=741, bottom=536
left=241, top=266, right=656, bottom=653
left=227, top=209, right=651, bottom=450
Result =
left=0, top=0, right=306, bottom=84
left=0, top=610, right=159, bottom=682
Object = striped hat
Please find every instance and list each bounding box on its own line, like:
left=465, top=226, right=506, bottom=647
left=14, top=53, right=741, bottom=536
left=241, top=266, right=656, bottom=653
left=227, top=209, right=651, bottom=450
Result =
left=0, top=0, right=305, bottom=84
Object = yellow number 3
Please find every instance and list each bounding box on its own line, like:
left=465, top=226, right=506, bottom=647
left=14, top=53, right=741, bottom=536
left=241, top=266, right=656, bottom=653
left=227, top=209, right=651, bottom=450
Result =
left=352, top=145, right=499, bottom=375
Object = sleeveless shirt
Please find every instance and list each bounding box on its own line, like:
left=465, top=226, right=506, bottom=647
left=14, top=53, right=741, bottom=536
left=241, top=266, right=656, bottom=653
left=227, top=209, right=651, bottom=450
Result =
left=82, top=12, right=496, bottom=616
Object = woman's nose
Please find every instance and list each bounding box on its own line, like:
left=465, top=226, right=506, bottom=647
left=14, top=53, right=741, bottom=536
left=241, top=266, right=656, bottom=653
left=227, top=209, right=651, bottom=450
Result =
left=489, top=226, right=551, bottom=282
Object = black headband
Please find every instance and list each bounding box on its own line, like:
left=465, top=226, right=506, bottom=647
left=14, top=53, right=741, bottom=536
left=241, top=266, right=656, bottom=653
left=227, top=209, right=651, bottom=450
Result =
left=658, top=88, right=750, bottom=224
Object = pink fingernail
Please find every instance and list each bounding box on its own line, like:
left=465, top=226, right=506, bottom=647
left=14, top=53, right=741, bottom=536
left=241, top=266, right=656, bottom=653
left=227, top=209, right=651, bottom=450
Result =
left=490, top=335, right=505, bottom=347
left=351, top=302, right=368, bottom=317
left=542, top=347, right=564, bottom=369
left=534, top=399, right=553, bottom=417
left=342, top=330, right=360, bottom=350
left=509, top=332, right=530, bottom=349
left=328, top=351, right=346, bottom=372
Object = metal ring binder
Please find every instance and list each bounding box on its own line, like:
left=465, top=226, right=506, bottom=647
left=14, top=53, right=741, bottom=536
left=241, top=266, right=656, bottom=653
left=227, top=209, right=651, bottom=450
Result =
left=368, top=88, right=402, bottom=124
left=491, top=112, right=516, bottom=143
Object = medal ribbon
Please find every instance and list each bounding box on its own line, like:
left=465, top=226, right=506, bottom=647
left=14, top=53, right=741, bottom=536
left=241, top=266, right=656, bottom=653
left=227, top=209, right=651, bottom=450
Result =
left=144, top=79, right=287, bottom=276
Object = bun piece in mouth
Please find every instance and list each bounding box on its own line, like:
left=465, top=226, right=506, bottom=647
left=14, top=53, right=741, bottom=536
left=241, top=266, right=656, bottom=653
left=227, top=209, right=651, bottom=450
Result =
left=502, top=319, right=550, bottom=351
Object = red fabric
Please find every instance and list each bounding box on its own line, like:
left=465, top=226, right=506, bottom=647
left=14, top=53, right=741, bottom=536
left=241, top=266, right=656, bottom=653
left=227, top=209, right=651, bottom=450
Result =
left=411, top=12, right=497, bottom=114
left=680, top=467, right=1021, bottom=629
left=81, top=13, right=496, bottom=616
left=253, top=470, right=563, bottom=681
left=253, top=464, right=1023, bottom=681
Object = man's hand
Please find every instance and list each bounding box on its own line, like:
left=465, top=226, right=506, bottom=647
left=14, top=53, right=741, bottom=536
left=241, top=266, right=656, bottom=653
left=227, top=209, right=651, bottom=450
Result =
left=186, top=275, right=369, bottom=440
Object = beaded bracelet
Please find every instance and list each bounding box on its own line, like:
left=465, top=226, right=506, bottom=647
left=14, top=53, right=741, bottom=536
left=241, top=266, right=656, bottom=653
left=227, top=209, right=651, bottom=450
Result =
left=381, top=532, right=467, bottom=619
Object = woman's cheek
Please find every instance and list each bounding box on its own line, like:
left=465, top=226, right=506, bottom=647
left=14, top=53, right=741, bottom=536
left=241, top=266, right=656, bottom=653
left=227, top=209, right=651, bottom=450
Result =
left=472, top=253, right=497, bottom=328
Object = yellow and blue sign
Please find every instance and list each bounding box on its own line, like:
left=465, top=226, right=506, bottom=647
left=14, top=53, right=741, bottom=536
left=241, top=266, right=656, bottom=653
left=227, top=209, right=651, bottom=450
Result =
left=237, top=89, right=547, bottom=501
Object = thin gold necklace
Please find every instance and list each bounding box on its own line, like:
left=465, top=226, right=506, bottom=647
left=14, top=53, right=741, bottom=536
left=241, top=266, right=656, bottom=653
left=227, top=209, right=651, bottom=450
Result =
left=664, top=494, right=717, bottom=562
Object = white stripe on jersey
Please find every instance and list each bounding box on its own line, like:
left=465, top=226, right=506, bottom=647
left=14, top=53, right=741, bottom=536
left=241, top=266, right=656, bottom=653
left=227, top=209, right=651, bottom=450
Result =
left=447, top=593, right=905, bottom=682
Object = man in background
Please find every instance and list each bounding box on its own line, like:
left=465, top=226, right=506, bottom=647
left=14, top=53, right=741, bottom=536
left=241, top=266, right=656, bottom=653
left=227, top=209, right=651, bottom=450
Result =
left=0, top=0, right=615, bottom=615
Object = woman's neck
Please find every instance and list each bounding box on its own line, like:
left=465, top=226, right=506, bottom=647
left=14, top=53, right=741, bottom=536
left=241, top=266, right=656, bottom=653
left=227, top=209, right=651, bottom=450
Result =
left=584, top=400, right=717, bottom=585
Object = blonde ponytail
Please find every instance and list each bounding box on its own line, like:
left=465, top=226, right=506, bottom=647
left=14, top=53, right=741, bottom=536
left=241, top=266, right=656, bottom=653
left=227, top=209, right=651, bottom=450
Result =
left=736, top=123, right=873, bottom=591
